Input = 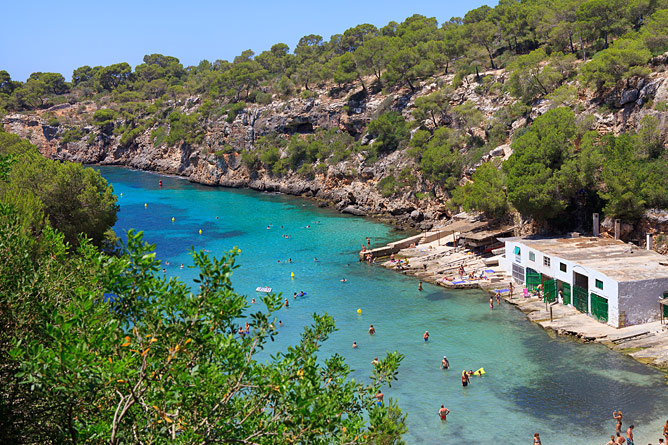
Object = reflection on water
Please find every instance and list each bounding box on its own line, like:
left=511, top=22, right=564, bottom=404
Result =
left=98, top=166, right=668, bottom=444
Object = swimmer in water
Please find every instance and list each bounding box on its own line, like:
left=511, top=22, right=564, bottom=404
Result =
left=438, top=405, right=450, bottom=420
left=279, top=320, right=283, bottom=326
left=371, top=357, right=379, bottom=366
left=284, top=299, right=289, bottom=307
left=180, top=264, right=184, bottom=269
left=461, top=371, right=470, bottom=387
left=251, top=298, right=256, bottom=304
left=375, top=391, right=383, bottom=406
left=423, top=331, right=429, bottom=341
left=352, top=341, right=358, bottom=348
left=368, top=324, right=375, bottom=335
left=418, top=281, right=423, bottom=291
left=441, top=356, right=449, bottom=369
left=293, top=292, right=297, bottom=299
left=341, top=278, right=347, bottom=282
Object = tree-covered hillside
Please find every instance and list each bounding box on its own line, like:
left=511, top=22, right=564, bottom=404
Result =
left=2, top=0, right=668, bottom=230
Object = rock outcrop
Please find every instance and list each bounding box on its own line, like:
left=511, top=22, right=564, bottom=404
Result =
left=4, top=67, right=668, bottom=230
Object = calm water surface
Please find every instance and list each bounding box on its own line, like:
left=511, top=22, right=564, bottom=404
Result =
left=97, top=166, right=668, bottom=444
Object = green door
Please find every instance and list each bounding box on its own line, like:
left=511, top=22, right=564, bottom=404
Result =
left=544, top=279, right=557, bottom=303
left=664, top=304, right=668, bottom=319
left=573, top=285, right=588, bottom=313
left=526, top=268, right=541, bottom=291
left=561, top=283, right=571, bottom=305
left=590, top=293, right=608, bottom=322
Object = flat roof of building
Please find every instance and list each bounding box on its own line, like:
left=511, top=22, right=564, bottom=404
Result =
left=505, top=236, right=668, bottom=282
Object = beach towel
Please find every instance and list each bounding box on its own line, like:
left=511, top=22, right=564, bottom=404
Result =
left=484, top=269, right=495, bottom=273
left=494, top=289, right=509, bottom=293
left=452, top=281, right=466, bottom=285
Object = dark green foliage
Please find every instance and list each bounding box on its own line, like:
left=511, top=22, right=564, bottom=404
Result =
left=60, top=126, right=85, bottom=144
left=452, top=162, right=507, bottom=217
left=0, top=132, right=117, bottom=246
left=580, top=38, right=651, bottom=90
left=166, top=111, right=203, bottom=146
left=367, top=112, right=409, bottom=155
left=419, top=127, right=463, bottom=189
left=226, top=101, right=246, bottom=123
left=1, top=225, right=405, bottom=444
left=503, top=107, right=577, bottom=221
left=377, top=175, right=398, bottom=197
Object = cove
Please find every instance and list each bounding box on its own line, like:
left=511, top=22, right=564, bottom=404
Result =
left=97, top=166, right=668, bottom=444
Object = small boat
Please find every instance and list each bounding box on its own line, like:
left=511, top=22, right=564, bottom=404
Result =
left=256, top=286, right=272, bottom=293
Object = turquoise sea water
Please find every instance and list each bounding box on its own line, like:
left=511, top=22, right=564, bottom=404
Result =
left=98, top=166, right=668, bottom=444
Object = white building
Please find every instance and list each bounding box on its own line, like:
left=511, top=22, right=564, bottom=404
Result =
left=499, top=236, right=668, bottom=327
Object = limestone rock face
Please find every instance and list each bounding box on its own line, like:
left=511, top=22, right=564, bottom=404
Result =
left=4, top=66, right=668, bottom=230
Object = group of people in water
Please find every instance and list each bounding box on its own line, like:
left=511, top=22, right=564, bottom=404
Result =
left=350, top=320, right=488, bottom=423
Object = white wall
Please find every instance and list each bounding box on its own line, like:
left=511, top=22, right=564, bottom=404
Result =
left=501, top=239, right=621, bottom=326
left=618, top=278, right=668, bottom=326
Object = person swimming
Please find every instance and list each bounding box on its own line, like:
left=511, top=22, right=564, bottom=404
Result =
left=341, top=278, right=347, bottom=282
left=352, top=341, right=358, bottom=349
left=423, top=331, right=429, bottom=341
left=441, top=356, right=449, bottom=369
left=284, top=299, right=289, bottom=307
left=368, top=325, right=375, bottom=335
left=439, top=405, right=450, bottom=420
left=461, top=371, right=470, bottom=387
left=251, top=298, right=256, bottom=304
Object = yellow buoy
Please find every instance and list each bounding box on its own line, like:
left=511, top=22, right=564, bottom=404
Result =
left=171, top=217, right=175, bottom=222
left=237, top=248, right=241, bottom=254
left=120, top=193, right=123, bottom=197
left=357, top=308, right=362, bottom=315
left=144, top=203, right=147, bottom=208
left=291, top=272, right=295, bottom=278
left=198, top=229, right=202, bottom=235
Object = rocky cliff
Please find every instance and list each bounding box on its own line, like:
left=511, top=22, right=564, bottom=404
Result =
left=4, top=62, right=668, bottom=231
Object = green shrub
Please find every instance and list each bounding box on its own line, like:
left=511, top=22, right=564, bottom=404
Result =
left=61, top=126, right=85, bottom=144
left=377, top=175, right=397, bottom=197
left=119, top=126, right=143, bottom=148
left=151, top=127, right=167, bottom=146
left=92, top=109, right=117, bottom=126
left=367, top=112, right=409, bottom=155
left=654, top=101, right=668, bottom=112
left=226, top=102, right=246, bottom=123
left=260, top=146, right=280, bottom=169
left=297, top=163, right=315, bottom=179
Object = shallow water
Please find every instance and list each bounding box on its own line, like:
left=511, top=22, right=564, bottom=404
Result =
left=98, top=166, right=668, bottom=444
